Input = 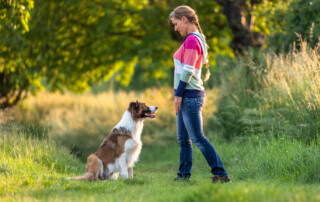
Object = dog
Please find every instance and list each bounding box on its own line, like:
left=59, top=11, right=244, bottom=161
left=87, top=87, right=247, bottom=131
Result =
left=67, top=101, right=157, bottom=180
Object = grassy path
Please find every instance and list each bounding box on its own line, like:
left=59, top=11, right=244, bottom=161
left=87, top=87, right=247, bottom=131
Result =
left=1, top=127, right=320, bottom=201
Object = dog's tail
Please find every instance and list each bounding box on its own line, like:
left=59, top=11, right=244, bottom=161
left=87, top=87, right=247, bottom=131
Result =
left=66, top=154, right=102, bottom=181
left=66, top=172, right=96, bottom=180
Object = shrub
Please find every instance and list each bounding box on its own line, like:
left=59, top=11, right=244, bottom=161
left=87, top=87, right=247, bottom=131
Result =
left=212, top=40, right=320, bottom=142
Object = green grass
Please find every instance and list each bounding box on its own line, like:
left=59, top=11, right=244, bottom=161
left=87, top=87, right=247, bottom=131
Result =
left=1, top=124, right=319, bottom=201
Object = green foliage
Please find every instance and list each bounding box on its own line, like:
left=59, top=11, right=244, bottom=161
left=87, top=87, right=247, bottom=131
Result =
left=0, top=0, right=36, bottom=108
left=211, top=40, right=320, bottom=142
left=1, top=0, right=317, bottom=109
left=253, top=0, right=292, bottom=36
left=267, top=0, right=320, bottom=51
left=4, top=0, right=292, bottom=106
left=0, top=0, right=226, bottom=105
left=0, top=0, right=34, bottom=33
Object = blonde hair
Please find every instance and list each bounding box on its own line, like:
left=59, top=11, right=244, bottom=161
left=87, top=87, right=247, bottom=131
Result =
left=169, top=5, right=210, bottom=81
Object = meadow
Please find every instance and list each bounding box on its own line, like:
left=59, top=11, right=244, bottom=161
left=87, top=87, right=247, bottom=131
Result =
left=1, top=40, right=320, bottom=201
left=1, top=119, right=320, bottom=201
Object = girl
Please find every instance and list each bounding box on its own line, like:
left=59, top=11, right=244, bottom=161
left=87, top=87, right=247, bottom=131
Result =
left=170, top=5, right=231, bottom=183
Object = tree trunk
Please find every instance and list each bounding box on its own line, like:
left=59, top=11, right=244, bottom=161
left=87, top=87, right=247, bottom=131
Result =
left=0, top=73, right=28, bottom=109
left=216, top=0, right=265, bottom=55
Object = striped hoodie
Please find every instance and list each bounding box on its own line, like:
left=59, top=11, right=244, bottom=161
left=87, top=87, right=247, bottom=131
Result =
left=173, top=32, right=208, bottom=98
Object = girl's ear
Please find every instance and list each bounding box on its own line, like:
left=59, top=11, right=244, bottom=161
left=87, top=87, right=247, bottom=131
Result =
left=181, top=16, right=188, bottom=24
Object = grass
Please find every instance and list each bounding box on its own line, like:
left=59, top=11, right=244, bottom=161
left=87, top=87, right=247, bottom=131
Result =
left=1, top=124, right=319, bottom=201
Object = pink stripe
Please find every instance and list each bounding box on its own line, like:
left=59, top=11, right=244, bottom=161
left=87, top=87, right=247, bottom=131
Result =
left=184, top=49, right=198, bottom=66
left=184, top=36, right=201, bottom=52
left=174, top=46, right=184, bottom=61
left=174, top=35, right=203, bottom=70
left=195, top=58, right=202, bottom=70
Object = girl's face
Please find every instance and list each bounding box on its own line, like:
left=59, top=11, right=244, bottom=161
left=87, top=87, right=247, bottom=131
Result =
left=171, top=17, right=188, bottom=36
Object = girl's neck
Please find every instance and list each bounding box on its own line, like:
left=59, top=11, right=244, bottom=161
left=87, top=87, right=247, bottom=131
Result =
left=187, top=24, right=199, bottom=35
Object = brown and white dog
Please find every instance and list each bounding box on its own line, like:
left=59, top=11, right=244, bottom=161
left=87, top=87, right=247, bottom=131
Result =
left=67, top=101, right=157, bottom=180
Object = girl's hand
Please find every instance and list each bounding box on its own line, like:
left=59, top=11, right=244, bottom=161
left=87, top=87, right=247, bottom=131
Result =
left=174, top=96, right=182, bottom=115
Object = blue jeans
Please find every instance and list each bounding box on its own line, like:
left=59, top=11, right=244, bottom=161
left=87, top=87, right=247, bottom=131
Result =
left=177, top=97, right=228, bottom=179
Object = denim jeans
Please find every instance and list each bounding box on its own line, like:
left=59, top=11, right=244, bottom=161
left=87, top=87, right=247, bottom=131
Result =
left=177, top=97, right=228, bottom=179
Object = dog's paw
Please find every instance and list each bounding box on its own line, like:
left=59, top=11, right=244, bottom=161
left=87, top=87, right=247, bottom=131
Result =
left=109, top=172, right=119, bottom=180
left=120, top=172, right=129, bottom=179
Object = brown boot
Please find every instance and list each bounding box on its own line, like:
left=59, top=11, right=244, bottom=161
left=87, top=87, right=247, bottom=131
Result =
left=212, top=175, right=231, bottom=183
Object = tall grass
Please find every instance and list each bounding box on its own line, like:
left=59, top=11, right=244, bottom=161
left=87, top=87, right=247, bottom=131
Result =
left=0, top=124, right=81, bottom=194
left=224, top=136, right=320, bottom=183
left=11, top=87, right=220, bottom=160
left=213, top=40, right=320, bottom=142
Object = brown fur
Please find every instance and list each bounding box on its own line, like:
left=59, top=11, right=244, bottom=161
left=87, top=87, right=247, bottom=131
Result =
left=71, top=154, right=101, bottom=180
left=96, top=127, right=131, bottom=169
left=128, top=101, right=150, bottom=120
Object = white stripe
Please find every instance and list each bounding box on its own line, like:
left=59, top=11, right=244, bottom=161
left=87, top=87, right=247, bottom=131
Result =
left=183, top=64, right=195, bottom=73
left=174, top=58, right=184, bottom=74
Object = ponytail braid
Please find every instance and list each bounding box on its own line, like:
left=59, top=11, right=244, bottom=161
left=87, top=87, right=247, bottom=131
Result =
left=195, top=21, right=210, bottom=81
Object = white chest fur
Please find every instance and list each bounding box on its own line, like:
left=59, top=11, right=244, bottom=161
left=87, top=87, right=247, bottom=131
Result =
left=114, top=110, right=144, bottom=141
left=107, top=110, right=144, bottom=178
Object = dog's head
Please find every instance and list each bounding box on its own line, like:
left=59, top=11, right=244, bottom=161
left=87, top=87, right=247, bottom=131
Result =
left=128, top=101, right=158, bottom=121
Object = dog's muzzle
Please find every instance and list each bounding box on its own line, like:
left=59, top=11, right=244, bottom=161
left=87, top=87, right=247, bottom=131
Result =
left=143, top=106, right=158, bottom=118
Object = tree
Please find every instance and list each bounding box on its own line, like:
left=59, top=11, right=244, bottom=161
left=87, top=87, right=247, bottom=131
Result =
left=0, top=0, right=34, bottom=108
left=270, top=0, right=320, bottom=51
left=215, top=0, right=292, bottom=55
left=1, top=0, right=174, bottom=108
left=0, top=0, right=294, bottom=108
left=1, top=0, right=231, bottom=107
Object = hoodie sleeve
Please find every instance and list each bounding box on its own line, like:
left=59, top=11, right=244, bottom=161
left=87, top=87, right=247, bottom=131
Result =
left=175, top=37, right=200, bottom=97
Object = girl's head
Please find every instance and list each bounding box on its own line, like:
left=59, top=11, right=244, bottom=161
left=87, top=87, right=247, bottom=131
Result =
left=169, top=6, right=204, bottom=37
left=169, top=5, right=211, bottom=81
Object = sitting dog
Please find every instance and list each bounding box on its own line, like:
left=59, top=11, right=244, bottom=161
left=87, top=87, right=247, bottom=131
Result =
left=67, top=101, right=157, bottom=180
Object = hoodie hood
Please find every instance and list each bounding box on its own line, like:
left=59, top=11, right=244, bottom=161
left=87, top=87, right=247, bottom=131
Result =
left=190, top=32, right=208, bottom=64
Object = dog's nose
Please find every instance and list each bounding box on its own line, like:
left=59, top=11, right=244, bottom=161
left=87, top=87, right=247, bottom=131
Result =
left=155, top=107, right=158, bottom=110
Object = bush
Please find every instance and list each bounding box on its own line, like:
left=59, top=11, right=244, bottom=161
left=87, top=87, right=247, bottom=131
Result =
left=212, top=40, right=320, bottom=142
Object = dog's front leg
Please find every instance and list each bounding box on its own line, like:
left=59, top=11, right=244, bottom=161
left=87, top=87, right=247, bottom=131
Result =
left=128, top=167, right=133, bottom=179
left=107, top=172, right=119, bottom=180
left=119, top=153, right=129, bottom=179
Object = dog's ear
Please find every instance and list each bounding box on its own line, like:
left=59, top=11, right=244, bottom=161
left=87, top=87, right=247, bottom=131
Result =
left=129, top=102, right=136, bottom=109
left=129, top=101, right=139, bottom=112
left=135, top=100, right=140, bottom=111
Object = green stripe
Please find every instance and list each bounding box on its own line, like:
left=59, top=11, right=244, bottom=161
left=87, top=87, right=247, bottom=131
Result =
left=180, top=70, right=193, bottom=83
left=174, top=73, right=204, bottom=90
